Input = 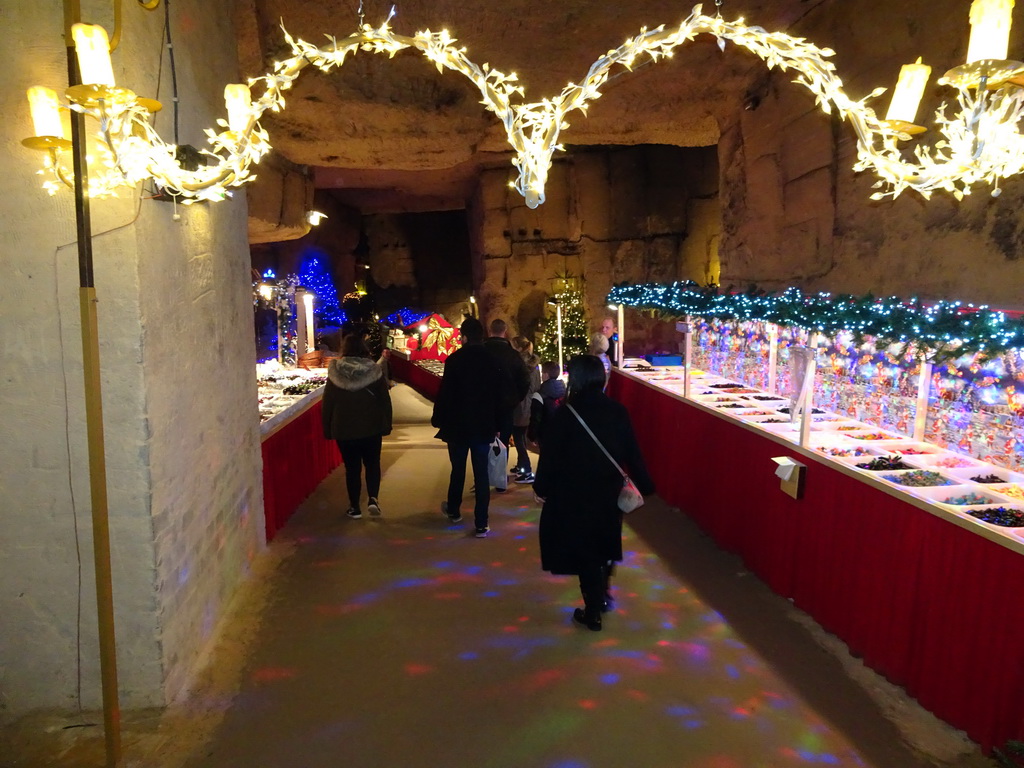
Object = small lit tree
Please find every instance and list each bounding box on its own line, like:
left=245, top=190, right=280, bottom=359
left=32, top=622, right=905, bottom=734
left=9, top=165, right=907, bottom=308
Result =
left=535, top=280, right=588, bottom=370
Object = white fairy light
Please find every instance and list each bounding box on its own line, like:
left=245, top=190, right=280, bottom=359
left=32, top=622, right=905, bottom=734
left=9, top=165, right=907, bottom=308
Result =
left=24, top=3, right=1024, bottom=206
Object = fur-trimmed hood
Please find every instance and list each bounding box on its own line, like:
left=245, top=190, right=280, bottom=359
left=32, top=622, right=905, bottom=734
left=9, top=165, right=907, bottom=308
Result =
left=327, top=356, right=383, bottom=391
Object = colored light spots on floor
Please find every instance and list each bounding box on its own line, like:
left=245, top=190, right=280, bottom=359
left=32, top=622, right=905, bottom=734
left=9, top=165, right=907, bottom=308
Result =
left=393, top=577, right=433, bottom=589
left=599, top=673, right=620, bottom=685
left=403, top=663, right=434, bottom=676
left=577, top=699, right=598, bottom=709
left=524, top=668, right=568, bottom=691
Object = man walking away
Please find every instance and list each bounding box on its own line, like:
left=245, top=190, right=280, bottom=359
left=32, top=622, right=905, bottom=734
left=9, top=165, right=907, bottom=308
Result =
left=432, top=317, right=503, bottom=537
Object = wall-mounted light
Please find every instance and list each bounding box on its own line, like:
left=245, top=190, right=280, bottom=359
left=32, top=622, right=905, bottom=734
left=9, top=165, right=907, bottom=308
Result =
left=884, top=57, right=931, bottom=132
left=306, top=210, right=328, bottom=226
left=23, top=87, right=68, bottom=150
left=224, top=84, right=253, bottom=134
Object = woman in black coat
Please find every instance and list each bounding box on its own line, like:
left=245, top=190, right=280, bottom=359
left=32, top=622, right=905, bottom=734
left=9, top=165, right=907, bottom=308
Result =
left=322, top=334, right=393, bottom=518
left=533, top=354, right=655, bottom=631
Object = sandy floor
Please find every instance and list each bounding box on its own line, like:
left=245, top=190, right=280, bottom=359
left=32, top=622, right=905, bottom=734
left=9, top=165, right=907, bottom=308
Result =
left=0, top=384, right=998, bottom=768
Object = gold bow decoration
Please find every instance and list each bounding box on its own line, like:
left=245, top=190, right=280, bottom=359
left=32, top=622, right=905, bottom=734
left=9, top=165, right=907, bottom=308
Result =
left=421, top=315, right=461, bottom=358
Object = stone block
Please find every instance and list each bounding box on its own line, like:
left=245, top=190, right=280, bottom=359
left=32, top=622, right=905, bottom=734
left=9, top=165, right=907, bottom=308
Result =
left=575, top=153, right=612, bottom=241
left=781, top=110, right=835, bottom=185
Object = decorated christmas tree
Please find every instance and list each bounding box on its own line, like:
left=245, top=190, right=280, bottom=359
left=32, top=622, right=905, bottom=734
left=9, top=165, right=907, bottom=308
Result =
left=535, top=281, right=589, bottom=370
left=299, top=253, right=345, bottom=326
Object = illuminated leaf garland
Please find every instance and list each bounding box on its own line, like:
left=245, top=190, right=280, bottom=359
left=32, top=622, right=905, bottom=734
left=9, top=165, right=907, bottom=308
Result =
left=606, top=281, right=1024, bottom=361
left=40, top=3, right=1024, bottom=204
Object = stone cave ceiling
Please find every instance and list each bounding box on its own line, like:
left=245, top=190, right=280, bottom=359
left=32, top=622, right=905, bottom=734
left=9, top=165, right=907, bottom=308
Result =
left=234, top=0, right=825, bottom=208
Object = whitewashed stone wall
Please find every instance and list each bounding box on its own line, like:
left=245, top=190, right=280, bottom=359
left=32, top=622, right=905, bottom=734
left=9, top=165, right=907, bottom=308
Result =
left=0, top=0, right=263, bottom=716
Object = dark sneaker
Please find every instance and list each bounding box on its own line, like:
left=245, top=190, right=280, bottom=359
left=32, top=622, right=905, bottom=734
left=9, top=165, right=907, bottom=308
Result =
left=515, top=472, right=535, bottom=484
left=509, top=466, right=524, bottom=476
left=442, top=501, right=462, bottom=523
left=368, top=498, right=382, bottom=517
left=346, top=507, right=362, bottom=519
left=495, top=485, right=507, bottom=493
left=474, top=526, right=490, bottom=538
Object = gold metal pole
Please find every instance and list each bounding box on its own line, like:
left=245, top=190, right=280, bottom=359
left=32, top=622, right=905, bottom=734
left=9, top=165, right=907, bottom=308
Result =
left=64, top=2, right=122, bottom=766
left=80, top=289, right=122, bottom=768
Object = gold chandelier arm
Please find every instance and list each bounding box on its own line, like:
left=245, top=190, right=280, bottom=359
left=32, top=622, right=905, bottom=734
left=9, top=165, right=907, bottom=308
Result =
left=110, top=0, right=121, bottom=51
left=52, top=148, right=75, bottom=190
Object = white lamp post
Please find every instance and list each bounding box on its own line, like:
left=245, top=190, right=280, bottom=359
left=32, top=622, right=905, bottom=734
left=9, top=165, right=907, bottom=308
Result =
left=548, top=298, right=563, bottom=373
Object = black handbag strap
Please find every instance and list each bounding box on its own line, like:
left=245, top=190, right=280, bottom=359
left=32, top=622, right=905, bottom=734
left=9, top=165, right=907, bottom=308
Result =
left=566, top=404, right=627, bottom=479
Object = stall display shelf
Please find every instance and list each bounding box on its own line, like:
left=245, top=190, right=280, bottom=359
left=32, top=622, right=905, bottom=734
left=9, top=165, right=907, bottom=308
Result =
left=257, top=366, right=328, bottom=426
left=623, top=365, right=1024, bottom=549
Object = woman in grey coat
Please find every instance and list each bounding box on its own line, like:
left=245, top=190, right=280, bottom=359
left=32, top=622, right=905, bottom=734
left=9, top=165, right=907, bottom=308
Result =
left=322, top=334, right=393, bottom=518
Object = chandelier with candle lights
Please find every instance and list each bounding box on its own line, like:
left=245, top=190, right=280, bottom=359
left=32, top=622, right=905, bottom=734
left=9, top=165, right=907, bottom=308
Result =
left=22, top=0, right=1024, bottom=208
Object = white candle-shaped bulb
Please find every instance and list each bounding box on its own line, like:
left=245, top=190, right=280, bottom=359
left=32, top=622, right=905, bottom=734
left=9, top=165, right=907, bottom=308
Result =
left=224, top=84, right=252, bottom=133
left=966, top=0, right=1016, bottom=62
left=72, top=23, right=116, bottom=87
left=885, top=58, right=931, bottom=124
left=302, top=292, right=315, bottom=353
left=27, top=87, right=64, bottom=138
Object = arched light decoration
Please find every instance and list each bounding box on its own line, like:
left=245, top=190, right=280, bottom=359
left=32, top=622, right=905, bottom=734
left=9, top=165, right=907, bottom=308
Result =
left=22, top=1, right=1024, bottom=205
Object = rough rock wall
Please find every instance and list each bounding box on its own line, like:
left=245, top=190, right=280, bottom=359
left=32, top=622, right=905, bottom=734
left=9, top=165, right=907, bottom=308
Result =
left=471, top=145, right=720, bottom=340
left=716, top=0, right=1024, bottom=306
left=366, top=211, right=475, bottom=322
left=246, top=154, right=315, bottom=245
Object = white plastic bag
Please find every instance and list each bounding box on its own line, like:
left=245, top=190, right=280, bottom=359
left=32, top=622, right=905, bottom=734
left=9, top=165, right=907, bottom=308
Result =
left=487, top=437, right=508, bottom=490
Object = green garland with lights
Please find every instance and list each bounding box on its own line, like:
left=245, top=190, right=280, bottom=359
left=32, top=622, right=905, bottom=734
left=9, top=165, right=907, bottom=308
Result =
left=606, top=281, right=1024, bottom=362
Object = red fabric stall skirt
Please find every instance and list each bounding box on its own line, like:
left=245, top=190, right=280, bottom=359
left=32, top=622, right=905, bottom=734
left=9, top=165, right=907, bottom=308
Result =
left=609, top=370, right=1024, bottom=752
left=261, top=397, right=341, bottom=542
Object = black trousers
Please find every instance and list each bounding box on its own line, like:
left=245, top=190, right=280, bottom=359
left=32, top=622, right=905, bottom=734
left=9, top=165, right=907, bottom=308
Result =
left=336, top=435, right=383, bottom=509
left=578, top=560, right=614, bottom=612
left=446, top=440, right=491, bottom=529
left=510, top=425, right=531, bottom=472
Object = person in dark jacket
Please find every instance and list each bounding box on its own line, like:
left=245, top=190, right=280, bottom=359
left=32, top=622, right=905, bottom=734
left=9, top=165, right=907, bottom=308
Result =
left=432, top=316, right=503, bottom=537
left=528, top=361, right=567, bottom=450
left=533, top=354, right=655, bottom=631
left=510, top=336, right=541, bottom=483
left=322, top=334, right=393, bottom=519
left=483, top=318, right=531, bottom=486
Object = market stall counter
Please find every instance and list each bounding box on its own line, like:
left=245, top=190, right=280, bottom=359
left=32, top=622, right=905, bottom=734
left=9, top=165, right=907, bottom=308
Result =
left=388, top=351, right=443, bottom=400
left=608, top=367, right=1024, bottom=752
left=259, top=367, right=341, bottom=541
